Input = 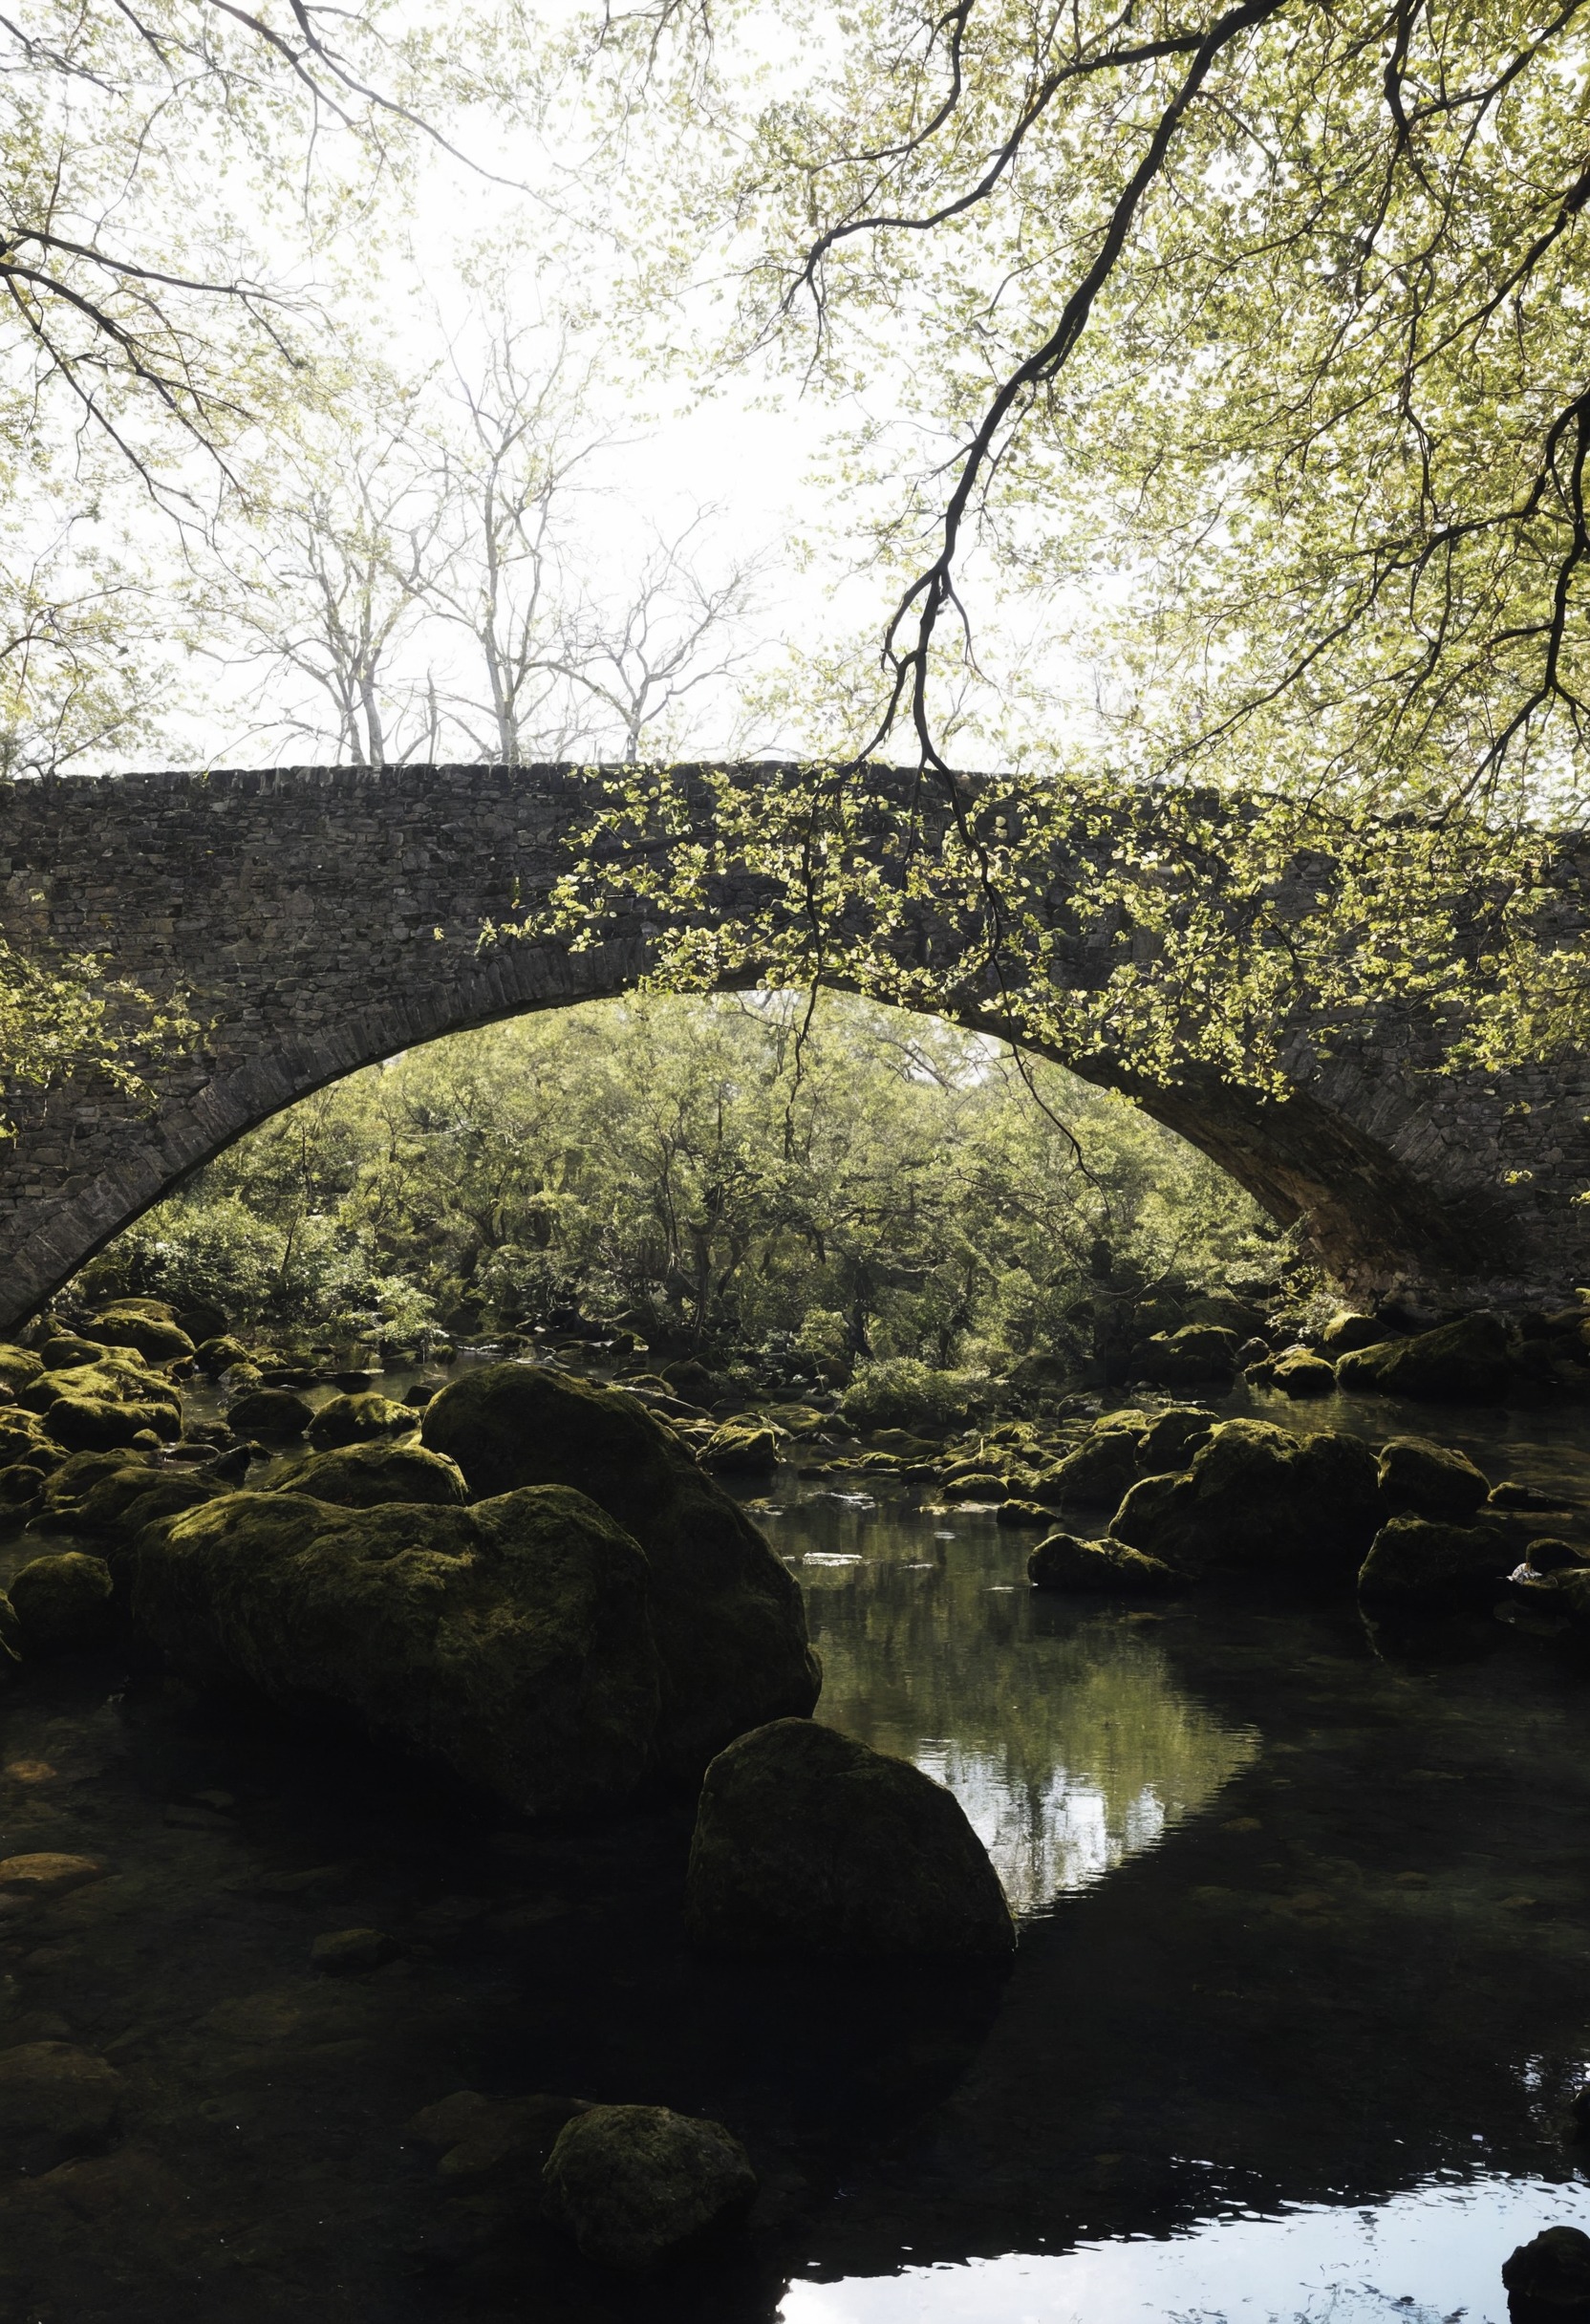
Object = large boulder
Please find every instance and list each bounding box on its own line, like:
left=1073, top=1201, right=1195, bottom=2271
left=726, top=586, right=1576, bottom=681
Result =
left=81, top=1305, right=195, bottom=1365
left=1335, top=1312, right=1512, bottom=1402
left=1357, top=1514, right=1510, bottom=1605
left=421, top=1366, right=820, bottom=1776
left=1027, top=1533, right=1176, bottom=1592
left=1268, top=1349, right=1337, bottom=1398
left=269, top=1441, right=468, bottom=1509
left=1137, top=1406, right=1217, bottom=1472
left=132, top=1487, right=662, bottom=1816
left=699, top=1422, right=778, bottom=1475
left=1110, top=1418, right=1382, bottom=1578
left=1033, top=1421, right=1145, bottom=1509
left=307, top=1391, right=413, bottom=1447
left=8, top=1553, right=116, bottom=1652
left=0, top=1345, right=43, bottom=1394
left=1130, top=1325, right=1241, bottom=1388
left=1502, top=2226, right=1590, bottom=2308
left=227, top=1387, right=313, bottom=1441
left=684, top=1717, right=1015, bottom=1959
left=22, top=1357, right=181, bottom=1441
left=1376, top=1436, right=1490, bottom=1520
left=543, top=2104, right=757, bottom=2272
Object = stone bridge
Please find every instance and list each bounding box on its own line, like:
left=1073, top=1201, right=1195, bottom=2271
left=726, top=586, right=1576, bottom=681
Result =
left=1, top=763, right=1588, bottom=1331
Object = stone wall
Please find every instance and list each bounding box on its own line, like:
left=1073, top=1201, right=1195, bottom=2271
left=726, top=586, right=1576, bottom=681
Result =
left=1, top=764, right=1588, bottom=1326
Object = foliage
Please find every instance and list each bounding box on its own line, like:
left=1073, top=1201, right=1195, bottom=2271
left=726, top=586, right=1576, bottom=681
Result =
left=74, top=991, right=1277, bottom=1356
left=836, top=1359, right=1000, bottom=1433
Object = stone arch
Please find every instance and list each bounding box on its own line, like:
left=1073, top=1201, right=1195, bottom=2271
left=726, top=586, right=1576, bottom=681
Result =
left=0, top=764, right=1584, bottom=1327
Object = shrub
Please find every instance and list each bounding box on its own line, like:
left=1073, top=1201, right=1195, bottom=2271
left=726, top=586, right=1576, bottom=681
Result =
left=838, top=1358, right=1002, bottom=1434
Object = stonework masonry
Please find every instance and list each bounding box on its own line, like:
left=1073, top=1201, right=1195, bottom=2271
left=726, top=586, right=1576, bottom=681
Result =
left=2, top=763, right=1590, bottom=1329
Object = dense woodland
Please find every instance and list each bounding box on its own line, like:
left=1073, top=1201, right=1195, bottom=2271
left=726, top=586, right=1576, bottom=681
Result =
left=76, top=994, right=1278, bottom=1373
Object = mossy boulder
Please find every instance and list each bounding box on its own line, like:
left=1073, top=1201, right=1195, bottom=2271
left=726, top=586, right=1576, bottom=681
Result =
left=1130, top=1325, right=1241, bottom=1388
left=1269, top=1350, right=1337, bottom=1398
left=30, top=1449, right=159, bottom=1532
left=307, top=1391, right=414, bottom=1448
left=0, top=1411, right=62, bottom=1471
left=1376, top=1436, right=1490, bottom=1520
left=1035, top=1425, right=1144, bottom=1509
left=22, top=1358, right=181, bottom=1440
left=0, top=1345, right=43, bottom=1394
left=197, top=1336, right=252, bottom=1375
left=133, top=1487, right=662, bottom=1816
left=71, top=1464, right=223, bottom=1550
left=421, top=1366, right=820, bottom=1777
left=269, top=1441, right=467, bottom=1509
left=8, top=1553, right=116, bottom=1651
left=1138, top=1406, right=1217, bottom=1472
left=226, top=1387, right=314, bottom=1441
left=1110, top=1418, right=1383, bottom=1578
left=543, top=2104, right=758, bottom=2273
left=684, top=1717, right=1014, bottom=1960
left=1357, top=1514, right=1509, bottom=1605
left=1335, top=1311, right=1512, bottom=1403
left=82, top=1306, right=195, bottom=1365
left=1027, top=1532, right=1176, bottom=1591
left=699, top=1422, right=779, bottom=1475
left=39, top=1334, right=111, bottom=1370
left=1321, top=1311, right=1389, bottom=1355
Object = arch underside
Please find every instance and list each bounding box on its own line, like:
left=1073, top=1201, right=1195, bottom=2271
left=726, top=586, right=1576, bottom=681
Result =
left=0, top=938, right=1519, bottom=1330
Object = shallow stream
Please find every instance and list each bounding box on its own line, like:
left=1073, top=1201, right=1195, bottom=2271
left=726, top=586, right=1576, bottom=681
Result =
left=3, top=1378, right=1590, bottom=2319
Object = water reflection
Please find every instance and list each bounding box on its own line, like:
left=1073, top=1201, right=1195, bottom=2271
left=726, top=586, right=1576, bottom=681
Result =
left=755, top=1483, right=1257, bottom=1914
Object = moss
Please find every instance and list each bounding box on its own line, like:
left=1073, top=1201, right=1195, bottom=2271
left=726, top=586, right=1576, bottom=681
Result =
left=1357, top=1514, right=1509, bottom=1604
left=226, top=1388, right=313, bottom=1441
left=81, top=1307, right=195, bottom=1365
left=1027, top=1532, right=1176, bottom=1591
left=699, top=1423, right=779, bottom=1474
left=421, top=1366, right=820, bottom=1778
left=306, top=1392, right=414, bottom=1448
left=0, top=1345, right=44, bottom=1394
left=269, top=1442, right=467, bottom=1509
left=8, top=1553, right=116, bottom=1652
left=543, top=2105, right=758, bottom=2273
left=133, top=1486, right=661, bottom=1816
left=1110, top=1417, right=1382, bottom=1578
left=22, top=1358, right=181, bottom=1440
left=1376, top=1436, right=1491, bottom=1520
left=1336, top=1312, right=1512, bottom=1402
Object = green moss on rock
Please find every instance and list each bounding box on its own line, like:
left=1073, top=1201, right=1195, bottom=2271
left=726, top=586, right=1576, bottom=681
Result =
left=543, top=2103, right=758, bottom=2272
left=1357, top=1513, right=1509, bottom=1604
left=1110, top=1417, right=1382, bottom=1577
left=8, top=1553, right=116, bottom=1652
left=1027, top=1532, right=1176, bottom=1591
left=421, top=1366, right=820, bottom=1776
left=307, top=1391, right=414, bottom=1448
left=132, top=1486, right=662, bottom=1816
left=270, top=1441, right=468, bottom=1509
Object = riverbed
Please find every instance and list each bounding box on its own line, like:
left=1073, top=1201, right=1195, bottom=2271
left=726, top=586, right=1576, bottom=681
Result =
left=1, top=1376, right=1588, bottom=2320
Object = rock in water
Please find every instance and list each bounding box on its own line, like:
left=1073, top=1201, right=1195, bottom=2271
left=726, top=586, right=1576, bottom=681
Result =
left=1376, top=1436, right=1490, bottom=1520
left=1357, top=1514, right=1509, bottom=1605
left=1335, top=1311, right=1512, bottom=1402
left=1110, top=1418, right=1381, bottom=1578
left=1027, top=1533, right=1176, bottom=1592
left=8, top=1552, right=116, bottom=1652
left=421, top=1366, right=820, bottom=1776
left=699, top=1422, right=778, bottom=1474
left=81, top=1304, right=196, bottom=1364
left=133, top=1487, right=660, bottom=1817
left=269, top=1441, right=468, bottom=1508
left=1268, top=1349, right=1337, bottom=1398
left=0, top=2042, right=121, bottom=2169
left=543, top=2104, right=758, bottom=2270
left=306, top=1391, right=413, bottom=1447
left=1130, top=1325, right=1241, bottom=1388
left=1502, top=2224, right=1590, bottom=2308
left=684, top=1717, right=1015, bottom=1959
left=226, top=1387, right=313, bottom=1441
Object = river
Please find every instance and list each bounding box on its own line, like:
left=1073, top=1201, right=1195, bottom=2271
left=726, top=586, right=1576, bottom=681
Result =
left=1, top=1373, right=1589, bottom=2320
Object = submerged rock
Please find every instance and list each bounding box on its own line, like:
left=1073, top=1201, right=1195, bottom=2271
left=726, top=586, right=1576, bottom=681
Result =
left=1110, top=1418, right=1382, bottom=1578
left=8, top=1552, right=116, bottom=1652
left=133, top=1487, right=661, bottom=1816
left=1027, top=1532, right=1176, bottom=1592
left=1335, top=1311, right=1512, bottom=1403
left=1502, top=2225, right=1590, bottom=2308
left=0, top=2042, right=121, bottom=2170
left=409, top=2088, right=590, bottom=2187
left=1357, top=1513, right=1509, bottom=1604
left=1376, top=1436, right=1490, bottom=1520
left=684, top=1717, right=1014, bottom=1959
left=543, top=2103, right=757, bottom=2272
left=421, top=1366, right=820, bottom=1776
left=269, top=1441, right=467, bottom=1509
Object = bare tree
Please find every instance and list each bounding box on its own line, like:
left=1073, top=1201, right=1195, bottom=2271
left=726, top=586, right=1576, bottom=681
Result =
left=421, top=322, right=609, bottom=764
left=212, top=404, right=451, bottom=765
left=553, top=511, right=767, bottom=762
